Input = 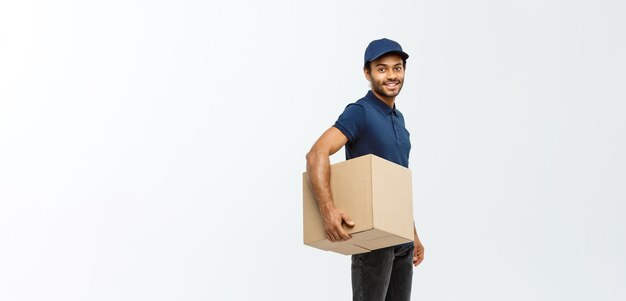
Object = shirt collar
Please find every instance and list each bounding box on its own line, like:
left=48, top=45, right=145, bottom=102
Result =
left=365, top=90, right=397, bottom=116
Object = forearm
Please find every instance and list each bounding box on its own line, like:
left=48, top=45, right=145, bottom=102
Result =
left=306, top=150, right=335, bottom=214
left=305, top=126, right=348, bottom=220
left=306, top=144, right=354, bottom=241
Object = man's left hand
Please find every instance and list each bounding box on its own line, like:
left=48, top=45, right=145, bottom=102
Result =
left=413, top=229, right=424, bottom=267
left=413, top=241, right=424, bottom=267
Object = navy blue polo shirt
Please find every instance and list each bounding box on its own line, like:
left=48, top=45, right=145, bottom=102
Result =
left=333, top=90, right=411, bottom=168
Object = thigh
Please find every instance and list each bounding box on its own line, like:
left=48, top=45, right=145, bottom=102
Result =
left=385, top=243, right=414, bottom=301
left=352, top=246, right=395, bottom=301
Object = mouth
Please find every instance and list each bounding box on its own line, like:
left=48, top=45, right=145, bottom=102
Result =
left=384, top=81, right=400, bottom=89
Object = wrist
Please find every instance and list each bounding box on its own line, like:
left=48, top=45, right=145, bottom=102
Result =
left=318, top=202, right=336, bottom=216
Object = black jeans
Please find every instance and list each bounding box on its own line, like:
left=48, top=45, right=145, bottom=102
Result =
left=351, top=243, right=414, bottom=301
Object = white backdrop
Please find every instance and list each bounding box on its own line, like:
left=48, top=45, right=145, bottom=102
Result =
left=1, top=0, right=625, bottom=300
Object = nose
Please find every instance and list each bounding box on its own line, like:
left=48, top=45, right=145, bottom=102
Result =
left=387, top=70, right=397, bottom=80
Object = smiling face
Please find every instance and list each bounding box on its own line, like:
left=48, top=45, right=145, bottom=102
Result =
left=364, top=53, right=405, bottom=106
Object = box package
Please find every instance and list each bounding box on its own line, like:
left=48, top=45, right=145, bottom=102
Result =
left=302, top=154, right=414, bottom=255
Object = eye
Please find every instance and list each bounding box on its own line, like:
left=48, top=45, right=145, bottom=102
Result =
left=378, top=68, right=385, bottom=72
left=394, top=66, right=402, bottom=71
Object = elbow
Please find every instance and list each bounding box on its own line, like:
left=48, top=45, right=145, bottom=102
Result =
left=305, top=152, right=313, bottom=177
left=305, top=150, right=316, bottom=166
left=306, top=148, right=325, bottom=170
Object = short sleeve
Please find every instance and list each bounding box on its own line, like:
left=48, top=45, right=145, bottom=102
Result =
left=333, top=103, right=365, bottom=143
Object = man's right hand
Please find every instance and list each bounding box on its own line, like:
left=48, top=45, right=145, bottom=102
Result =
left=321, top=205, right=355, bottom=242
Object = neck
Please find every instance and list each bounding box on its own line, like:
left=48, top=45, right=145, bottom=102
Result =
left=371, top=90, right=395, bottom=108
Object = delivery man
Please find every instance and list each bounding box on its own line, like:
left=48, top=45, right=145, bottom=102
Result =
left=305, top=38, right=425, bottom=301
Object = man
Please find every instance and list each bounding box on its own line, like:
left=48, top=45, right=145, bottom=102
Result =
left=305, top=38, right=425, bottom=301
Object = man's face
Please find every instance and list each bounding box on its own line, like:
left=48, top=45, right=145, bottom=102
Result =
left=364, top=53, right=405, bottom=102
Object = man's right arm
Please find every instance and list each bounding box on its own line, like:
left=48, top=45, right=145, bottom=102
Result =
left=305, top=126, right=355, bottom=242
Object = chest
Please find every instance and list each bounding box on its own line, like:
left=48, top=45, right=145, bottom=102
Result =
left=364, top=111, right=410, bottom=145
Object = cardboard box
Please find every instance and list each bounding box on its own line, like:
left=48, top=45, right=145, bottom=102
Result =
left=303, top=154, right=414, bottom=255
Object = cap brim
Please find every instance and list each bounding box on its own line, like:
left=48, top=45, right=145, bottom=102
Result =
left=367, top=50, right=409, bottom=64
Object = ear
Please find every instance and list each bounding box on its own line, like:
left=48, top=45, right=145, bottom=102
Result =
left=363, top=67, right=371, bottom=81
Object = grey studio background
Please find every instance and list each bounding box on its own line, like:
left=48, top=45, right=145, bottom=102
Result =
left=1, top=0, right=625, bottom=300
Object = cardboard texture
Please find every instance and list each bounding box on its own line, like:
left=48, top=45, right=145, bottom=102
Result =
left=303, top=154, right=414, bottom=255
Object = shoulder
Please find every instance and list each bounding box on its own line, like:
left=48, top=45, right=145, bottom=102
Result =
left=334, top=102, right=368, bottom=143
left=343, top=97, right=373, bottom=114
left=338, top=97, right=368, bottom=115
left=343, top=102, right=366, bottom=113
left=336, top=103, right=366, bottom=126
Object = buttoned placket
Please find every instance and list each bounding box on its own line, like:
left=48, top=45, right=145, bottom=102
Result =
left=391, top=110, right=400, bottom=140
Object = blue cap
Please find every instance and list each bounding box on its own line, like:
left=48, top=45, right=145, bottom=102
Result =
left=364, top=38, right=409, bottom=66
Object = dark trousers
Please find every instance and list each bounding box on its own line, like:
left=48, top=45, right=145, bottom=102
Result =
left=351, top=243, right=414, bottom=301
